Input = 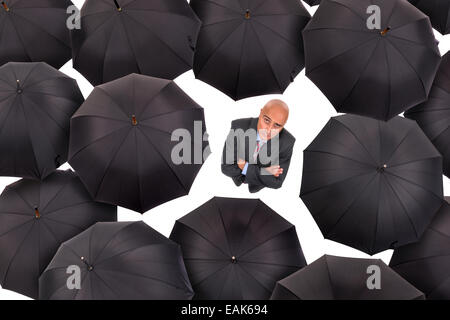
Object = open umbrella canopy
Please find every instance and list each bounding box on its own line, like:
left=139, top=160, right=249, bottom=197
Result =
left=170, top=197, right=307, bottom=300
left=408, top=0, right=450, bottom=35
left=0, top=170, right=117, bottom=299
left=405, top=52, right=450, bottom=178
left=39, top=221, right=194, bottom=300
left=0, top=62, right=84, bottom=180
left=300, top=114, right=444, bottom=255
left=69, top=73, right=210, bottom=213
left=71, top=0, right=201, bottom=86
left=271, top=255, right=425, bottom=300
left=191, top=0, right=311, bottom=100
left=390, top=197, right=450, bottom=300
left=0, top=0, right=73, bottom=69
left=303, top=0, right=441, bottom=121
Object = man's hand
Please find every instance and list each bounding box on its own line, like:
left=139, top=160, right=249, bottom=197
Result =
left=264, top=165, right=283, bottom=177
left=237, top=159, right=247, bottom=171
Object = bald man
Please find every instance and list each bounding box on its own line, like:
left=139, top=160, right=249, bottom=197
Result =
left=221, top=99, right=295, bottom=193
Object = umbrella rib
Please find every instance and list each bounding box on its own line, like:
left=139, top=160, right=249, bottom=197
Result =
left=234, top=200, right=261, bottom=255
left=328, top=0, right=368, bottom=22
left=428, top=274, right=450, bottom=298
left=201, top=17, right=243, bottom=28
left=39, top=176, right=74, bottom=212
left=69, top=114, right=128, bottom=124
left=249, top=22, right=283, bottom=92
left=117, top=14, right=142, bottom=75
left=93, top=129, right=134, bottom=199
left=303, top=27, right=373, bottom=34
left=98, top=268, right=191, bottom=292
left=177, top=223, right=230, bottom=258
left=190, top=262, right=230, bottom=287
left=301, top=170, right=374, bottom=197
left=137, top=127, right=189, bottom=193
left=306, top=36, right=378, bottom=74
left=40, top=216, right=85, bottom=231
left=233, top=19, right=247, bottom=99
left=382, top=175, right=419, bottom=239
left=0, top=218, right=33, bottom=239
left=0, top=211, right=31, bottom=217
left=195, top=20, right=244, bottom=76
left=72, top=15, right=117, bottom=62
left=96, top=87, right=130, bottom=119
left=217, top=264, right=234, bottom=299
left=139, top=105, right=202, bottom=123
left=238, top=227, right=295, bottom=259
left=237, top=264, right=272, bottom=294
left=385, top=38, right=428, bottom=99
left=23, top=91, right=81, bottom=110
left=324, top=258, right=337, bottom=300
left=123, top=12, right=191, bottom=67
left=1, top=221, right=35, bottom=285
left=196, top=0, right=243, bottom=15
left=385, top=156, right=442, bottom=169
left=384, top=171, right=444, bottom=201
left=212, top=197, right=233, bottom=255
left=334, top=120, right=379, bottom=167
left=239, top=260, right=303, bottom=269
left=391, top=252, right=450, bottom=268
left=10, top=11, right=69, bottom=48
left=22, top=76, right=73, bottom=90
left=383, top=125, right=417, bottom=165
left=371, top=172, right=382, bottom=254
left=6, top=16, right=34, bottom=63
left=252, top=18, right=304, bottom=49
left=22, top=95, right=68, bottom=133
left=91, top=223, right=130, bottom=264
left=68, top=125, right=130, bottom=161
left=125, top=8, right=201, bottom=21
left=100, top=18, right=119, bottom=84
left=91, top=270, right=121, bottom=299
left=323, top=172, right=378, bottom=237
left=18, top=97, right=43, bottom=177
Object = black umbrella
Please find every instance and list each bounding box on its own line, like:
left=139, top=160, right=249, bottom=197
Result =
left=0, top=170, right=117, bottom=299
left=170, top=197, right=307, bottom=300
left=408, top=0, right=450, bottom=35
left=0, top=0, right=73, bottom=69
left=405, top=52, right=450, bottom=178
left=71, top=0, right=201, bottom=86
left=300, top=114, right=444, bottom=255
left=390, top=197, right=450, bottom=300
left=39, top=221, right=194, bottom=300
left=303, top=0, right=441, bottom=121
left=271, top=255, right=424, bottom=300
left=0, top=62, right=84, bottom=180
left=69, top=73, right=210, bottom=213
left=191, top=0, right=311, bottom=100
left=304, top=0, right=321, bottom=6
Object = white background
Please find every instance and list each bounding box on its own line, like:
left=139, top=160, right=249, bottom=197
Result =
left=1, top=1, right=450, bottom=300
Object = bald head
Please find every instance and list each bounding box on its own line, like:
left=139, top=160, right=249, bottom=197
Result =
left=257, top=99, right=290, bottom=141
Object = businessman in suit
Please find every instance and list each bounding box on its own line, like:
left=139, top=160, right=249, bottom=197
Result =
left=221, top=99, right=295, bottom=193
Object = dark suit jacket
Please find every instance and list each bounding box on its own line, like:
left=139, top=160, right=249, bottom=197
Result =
left=221, top=117, right=295, bottom=193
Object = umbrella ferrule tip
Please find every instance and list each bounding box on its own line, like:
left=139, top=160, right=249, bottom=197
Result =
left=245, top=9, right=250, bottom=19
left=231, top=256, right=237, bottom=263
left=131, top=115, right=138, bottom=126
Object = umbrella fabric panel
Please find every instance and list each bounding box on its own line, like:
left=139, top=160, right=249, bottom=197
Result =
left=304, top=0, right=321, bottom=6
left=69, top=74, right=209, bottom=213
left=300, top=115, right=444, bottom=255
left=0, top=62, right=84, bottom=180
left=0, top=170, right=117, bottom=299
left=191, top=0, right=311, bottom=100
left=408, top=0, right=450, bottom=35
left=39, top=221, right=194, bottom=300
left=303, top=0, right=441, bottom=120
left=170, top=197, right=306, bottom=300
left=71, top=0, right=201, bottom=86
left=405, top=51, right=450, bottom=177
left=271, top=255, right=425, bottom=300
left=390, top=198, right=450, bottom=299
left=0, top=0, right=73, bottom=69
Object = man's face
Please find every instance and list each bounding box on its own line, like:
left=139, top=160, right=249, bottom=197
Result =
left=257, top=107, right=288, bottom=141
